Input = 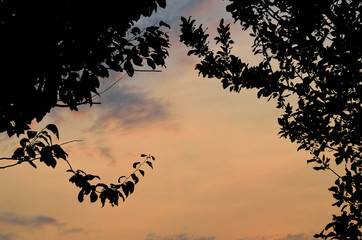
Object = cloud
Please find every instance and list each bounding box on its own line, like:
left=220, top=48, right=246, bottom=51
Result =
left=279, top=233, right=313, bottom=240
left=136, top=0, right=201, bottom=27
left=0, top=212, right=57, bottom=228
left=98, top=146, right=115, bottom=161
left=238, top=233, right=314, bottom=240
left=90, top=84, right=170, bottom=132
left=59, top=227, right=84, bottom=235
left=0, top=212, right=84, bottom=238
left=145, top=233, right=215, bottom=240
left=0, top=232, right=12, bottom=240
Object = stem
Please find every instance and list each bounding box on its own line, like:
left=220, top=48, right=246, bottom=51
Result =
left=0, top=157, right=16, bottom=161
left=29, top=126, right=48, bottom=145
left=120, top=156, right=151, bottom=185
left=326, top=166, right=342, bottom=178
left=134, top=69, right=162, bottom=72
left=56, top=102, right=101, bottom=107
left=60, top=140, right=83, bottom=146
left=0, top=162, right=20, bottom=169
left=95, top=74, right=126, bottom=97
left=64, top=158, right=74, bottom=172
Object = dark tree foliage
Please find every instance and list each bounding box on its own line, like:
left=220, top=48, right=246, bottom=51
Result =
left=180, top=0, right=361, bottom=239
left=0, top=124, right=156, bottom=207
left=0, top=0, right=170, bottom=137
left=0, top=0, right=167, bottom=207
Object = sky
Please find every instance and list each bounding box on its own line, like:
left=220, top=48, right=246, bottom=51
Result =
left=0, top=1, right=337, bottom=240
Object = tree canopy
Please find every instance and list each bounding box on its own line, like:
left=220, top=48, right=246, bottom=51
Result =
left=0, top=0, right=170, bottom=137
left=180, top=0, right=361, bottom=239
left=0, top=0, right=169, bottom=207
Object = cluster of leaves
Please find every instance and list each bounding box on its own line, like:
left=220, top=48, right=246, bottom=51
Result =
left=68, top=154, right=155, bottom=207
left=0, top=0, right=170, bottom=137
left=7, top=124, right=66, bottom=169
left=180, top=0, right=361, bottom=239
left=1, top=124, right=155, bottom=207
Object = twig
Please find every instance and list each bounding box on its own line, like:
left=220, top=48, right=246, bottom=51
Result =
left=95, top=74, right=126, bottom=97
left=0, top=157, right=16, bottom=161
left=60, top=140, right=83, bottom=146
left=56, top=102, right=101, bottom=107
left=0, top=162, right=20, bottom=169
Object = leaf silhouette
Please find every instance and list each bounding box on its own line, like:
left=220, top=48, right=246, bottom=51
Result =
left=46, top=124, right=59, bottom=139
left=146, top=161, right=153, bottom=169
left=78, top=190, right=84, bottom=203
left=131, top=173, right=139, bottom=184
left=132, top=162, right=141, bottom=169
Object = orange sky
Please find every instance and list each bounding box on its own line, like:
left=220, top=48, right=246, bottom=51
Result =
left=0, top=1, right=337, bottom=240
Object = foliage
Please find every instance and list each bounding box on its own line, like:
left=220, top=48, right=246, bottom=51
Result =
left=0, top=124, right=156, bottom=207
left=0, top=0, right=170, bottom=137
left=180, top=0, right=361, bottom=239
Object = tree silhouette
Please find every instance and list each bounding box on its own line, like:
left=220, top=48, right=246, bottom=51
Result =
left=0, top=0, right=170, bottom=137
left=180, top=0, right=361, bottom=239
left=0, top=0, right=169, bottom=207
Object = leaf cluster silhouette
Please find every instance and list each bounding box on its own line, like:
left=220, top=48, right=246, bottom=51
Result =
left=1, top=124, right=156, bottom=207
left=0, top=0, right=170, bottom=137
left=180, top=0, right=361, bottom=239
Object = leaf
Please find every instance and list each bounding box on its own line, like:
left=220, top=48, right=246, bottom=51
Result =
left=85, top=174, right=101, bottom=181
left=121, top=184, right=129, bottom=197
left=141, top=154, right=148, bottom=157
left=146, top=58, right=156, bottom=69
left=26, top=146, right=36, bottom=158
left=38, top=135, right=50, bottom=146
left=133, top=162, right=141, bottom=169
left=12, top=148, right=24, bottom=159
left=51, top=144, right=68, bottom=160
left=46, top=124, right=59, bottom=139
left=27, top=131, right=37, bottom=139
left=126, top=181, right=135, bottom=194
left=78, top=190, right=84, bottom=203
left=138, top=169, right=145, bottom=176
left=160, top=21, right=170, bottom=29
left=220, top=18, right=224, bottom=27
left=69, top=175, right=78, bottom=183
left=20, top=138, right=29, bottom=147
left=313, top=166, right=325, bottom=171
left=110, top=184, right=121, bottom=189
left=100, top=192, right=106, bottom=207
left=335, top=156, right=343, bottom=165
left=124, top=60, right=134, bottom=77
left=40, top=146, right=57, bottom=168
left=297, top=143, right=306, bottom=151
left=328, top=186, right=339, bottom=193
left=146, top=161, right=153, bottom=169
left=34, top=141, right=45, bottom=148
left=131, top=27, right=141, bottom=35
left=131, top=173, right=139, bottom=184
left=28, top=161, right=37, bottom=169
left=90, top=191, right=98, bottom=203
left=76, top=169, right=86, bottom=175
left=132, top=55, right=143, bottom=66
left=151, top=156, right=155, bottom=161
left=156, top=0, right=166, bottom=8
left=118, top=191, right=125, bottom=202
left=118, top=176, right=126, bottom=183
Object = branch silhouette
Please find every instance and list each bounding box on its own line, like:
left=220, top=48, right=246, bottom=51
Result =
left=0, top=124, right=156, bottom=207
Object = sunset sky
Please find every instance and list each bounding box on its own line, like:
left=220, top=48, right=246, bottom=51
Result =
left=0, top=1, right=337, bottom=240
